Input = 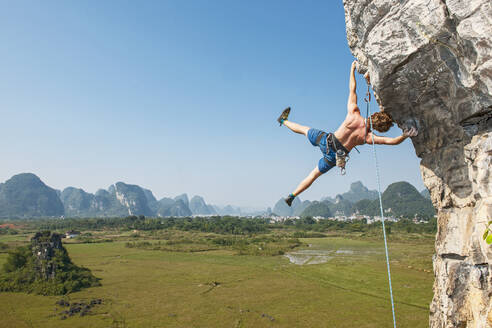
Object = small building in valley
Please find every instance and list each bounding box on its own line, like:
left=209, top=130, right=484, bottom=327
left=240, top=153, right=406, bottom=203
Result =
left=65, top=230, right=80, bottom=239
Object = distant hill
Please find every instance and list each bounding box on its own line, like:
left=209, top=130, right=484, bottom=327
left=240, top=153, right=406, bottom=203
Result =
left=212, top=205, right=242, bottom=216
left=143, top=188, right=158, bottom=212
left=326, top=195, right=354, bottom=216
left=174, top=194, right=189, bottom=208
left=62, top=182, right=156, bottom=217
left=0, top=173, right=435, bottom=219
left=353, top=181, right=435, bottom=218
left=293, top=200, right=312, bottom=216
left=300, top=201, right=331, bottom=218
left=273, top=197, right=302, bottom=216
left=0, top=173, right=64, bottom=218
left=61, top=187, right=104, bottom=217
left=156, top=198, right=192, bottom=217
left=351, top=199, right=372, bottom=215
left=272, top=181, right=435, bottom=219
left=322, top=181, right=378, bottom=203
left=210, top=205, right=269, bottom=217
left=272, top=197, right=320, bottom=217
left=0, top=173, right=221, bottom=218
left=189, top=196, right=216, bottom=215
left=111, top=182, right=155, bottom=216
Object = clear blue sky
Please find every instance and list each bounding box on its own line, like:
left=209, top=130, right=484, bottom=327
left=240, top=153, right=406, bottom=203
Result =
left=0, top=1, right=425, bottom=208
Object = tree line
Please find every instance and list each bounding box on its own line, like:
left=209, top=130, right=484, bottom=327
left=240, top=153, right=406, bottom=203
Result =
left=32, top=215, right=437, bottom=235
left=37, top=216, right=270, bottom=235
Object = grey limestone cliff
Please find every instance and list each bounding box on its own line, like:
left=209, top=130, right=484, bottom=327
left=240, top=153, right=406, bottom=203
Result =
left=343, top=0, right=491, bottom=326
left=31, top=231, right=64, bottom=280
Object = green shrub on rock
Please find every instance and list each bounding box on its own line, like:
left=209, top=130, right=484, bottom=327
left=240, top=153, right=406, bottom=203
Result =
left=0, top=231, right=100, bottom=295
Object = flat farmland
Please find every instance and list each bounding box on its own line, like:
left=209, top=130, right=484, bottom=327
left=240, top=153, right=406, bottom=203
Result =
left=0, top=235, right=434, bottom=328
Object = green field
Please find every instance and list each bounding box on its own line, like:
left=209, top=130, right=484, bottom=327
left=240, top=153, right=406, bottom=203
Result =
left=0, top=234, right=434, bottom=327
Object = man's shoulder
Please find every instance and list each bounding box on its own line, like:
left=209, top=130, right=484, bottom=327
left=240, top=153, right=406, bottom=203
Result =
left=346, top=110, right=362, bottom=121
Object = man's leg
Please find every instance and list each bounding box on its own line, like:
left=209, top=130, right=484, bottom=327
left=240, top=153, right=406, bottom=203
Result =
left=285, top=167, right=323, bottom=206
left=292, top=166, right=323, bottom=196
left=283, top=120, right=310, bottom=136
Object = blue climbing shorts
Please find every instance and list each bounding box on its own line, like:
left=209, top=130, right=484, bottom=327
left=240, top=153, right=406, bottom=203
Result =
left=307, top=128, right=336, bottom=174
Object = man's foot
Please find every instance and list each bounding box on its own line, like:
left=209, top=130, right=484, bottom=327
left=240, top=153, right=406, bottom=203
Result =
left=284, top=193, right=295, bottom=207
left=277, top=107, right=291, bottom=126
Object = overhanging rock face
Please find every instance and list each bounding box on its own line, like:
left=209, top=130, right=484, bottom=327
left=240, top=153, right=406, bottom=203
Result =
left=343, top=0, right=492, bottom=327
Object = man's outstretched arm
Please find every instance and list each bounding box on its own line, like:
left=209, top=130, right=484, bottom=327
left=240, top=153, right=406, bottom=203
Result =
left=347, top=61, right=359, bottom=113
left=366, top=127, right=418, bottom=145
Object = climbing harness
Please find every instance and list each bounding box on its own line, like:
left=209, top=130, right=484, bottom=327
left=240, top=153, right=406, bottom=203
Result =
left=365, top=84, right=397, bottom=328
left=314, top=132, right=349, bottom=175
left=330, top=133, right=349, bottom=175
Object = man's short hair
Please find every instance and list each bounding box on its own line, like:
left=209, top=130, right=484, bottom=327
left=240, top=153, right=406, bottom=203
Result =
left=370, top=111, right=393, bottom=132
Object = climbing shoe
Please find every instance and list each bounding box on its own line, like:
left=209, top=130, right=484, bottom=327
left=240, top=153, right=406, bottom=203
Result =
left=277, top=107, right=291, bottom=126
left=284, top=193, right=295, bottom=207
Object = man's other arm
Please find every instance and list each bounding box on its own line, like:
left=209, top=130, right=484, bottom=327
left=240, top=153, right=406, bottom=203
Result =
left=365, top=127, right=418, bottom=145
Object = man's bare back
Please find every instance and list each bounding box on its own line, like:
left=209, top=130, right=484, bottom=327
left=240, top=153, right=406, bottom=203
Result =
left=334, top=110, right=367, bottom=152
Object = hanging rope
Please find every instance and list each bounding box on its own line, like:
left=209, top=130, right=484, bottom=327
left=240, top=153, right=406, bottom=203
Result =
left=365, top=85, right=397, bottom=328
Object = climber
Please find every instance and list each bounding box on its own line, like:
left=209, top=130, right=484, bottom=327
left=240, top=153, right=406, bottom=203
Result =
left=278, top=60, right=418, bottom=206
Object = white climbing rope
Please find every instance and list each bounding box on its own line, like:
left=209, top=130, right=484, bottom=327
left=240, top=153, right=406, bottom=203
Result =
left=365, top=86, right=397, bottom=328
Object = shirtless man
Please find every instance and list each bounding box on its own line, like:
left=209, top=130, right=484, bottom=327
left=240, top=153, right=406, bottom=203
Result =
left=278, top=61, right=418, bottom=206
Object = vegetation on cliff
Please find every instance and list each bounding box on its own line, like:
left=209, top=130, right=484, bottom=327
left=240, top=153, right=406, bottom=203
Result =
left=0, top=231, right=100, bottom=295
